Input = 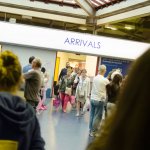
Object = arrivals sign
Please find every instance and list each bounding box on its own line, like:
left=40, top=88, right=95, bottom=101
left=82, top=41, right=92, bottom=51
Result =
left=0, top=21, right=149, bottom=59
left=64, top=38, right=101, bottom=49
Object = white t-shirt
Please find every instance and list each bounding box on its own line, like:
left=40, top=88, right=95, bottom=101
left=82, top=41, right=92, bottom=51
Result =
left=91, top=74, right=109, bottom=101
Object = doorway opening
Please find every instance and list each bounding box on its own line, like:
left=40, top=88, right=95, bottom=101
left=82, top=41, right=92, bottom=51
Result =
left=54, top=51, right=98, bottom=83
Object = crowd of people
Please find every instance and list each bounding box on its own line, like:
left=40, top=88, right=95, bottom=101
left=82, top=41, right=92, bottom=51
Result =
left=0, top=47, right=150, bottom=150
left=54, top=62, right=91, bottom=116
left=55, top=61, right=125, bottom=138
left=87, top=48, right=150, bottom=150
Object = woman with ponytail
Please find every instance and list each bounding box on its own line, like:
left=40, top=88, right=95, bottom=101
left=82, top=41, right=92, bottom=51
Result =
left=0, top=50, right=45, bottom=150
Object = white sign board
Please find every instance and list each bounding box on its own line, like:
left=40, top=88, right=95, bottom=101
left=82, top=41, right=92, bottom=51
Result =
left=0, top=21, right=149, bottom=59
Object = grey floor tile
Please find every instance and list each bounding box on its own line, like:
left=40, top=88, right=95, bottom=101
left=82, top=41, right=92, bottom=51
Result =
left=37, top=101, right=90, bottom=150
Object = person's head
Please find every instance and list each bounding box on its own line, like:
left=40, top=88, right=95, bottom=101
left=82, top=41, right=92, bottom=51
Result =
left=74, top=65, right=79, bottom=73
left=66, top=68, right=72, bottom=76
left=0, top=50, right=22, bottom=92
left=112, top=74, right=122, bottom=85
left=81, top=69, right=87, bottom=78
left=41, top=67, right=46, bottom=73
left=29, top=56, right=35, bottom=64
left=66, top=62, right=70, bottom=68
left=32, top=58, right=42, bottom=69
left=98, top=64, right=107, bottom=76
left=87, top=48, right=150, bottom=150
left=77, top=69, right=81, bottom=75
left=111, top=68, right=122, bottom=80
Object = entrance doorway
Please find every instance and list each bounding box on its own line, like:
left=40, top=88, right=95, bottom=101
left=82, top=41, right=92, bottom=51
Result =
left=54, top=51, right=98, bottom=82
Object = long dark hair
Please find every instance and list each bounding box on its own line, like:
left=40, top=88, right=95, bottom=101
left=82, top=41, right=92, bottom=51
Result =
left=87, top=48, right=150, bottom=150
left=110, top=74, right=122, bottom=90
left=106, top=74, right=122, bottom=103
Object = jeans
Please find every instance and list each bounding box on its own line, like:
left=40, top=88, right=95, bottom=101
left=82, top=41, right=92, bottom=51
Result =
left=89, top=99, right=104, bottom=132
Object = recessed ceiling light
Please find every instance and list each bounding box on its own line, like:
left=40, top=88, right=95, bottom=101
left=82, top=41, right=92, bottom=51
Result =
left=111, top=27, right=117, bottom=30
left=125, top=24, right=135, bottom=30
left=78, top=26, right=87, bottom=30
left=22, top=15, right=32, bottom=20
left=105, top=24, right=117, bottom=30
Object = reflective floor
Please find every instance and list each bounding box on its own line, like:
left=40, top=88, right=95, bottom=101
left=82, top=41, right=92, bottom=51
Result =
left=37, top=101, right=91, bottom=150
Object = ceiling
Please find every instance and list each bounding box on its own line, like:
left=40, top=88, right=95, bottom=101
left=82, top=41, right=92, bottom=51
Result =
left=0, top=0, right=149, bottom=43
left=32, top=0, right=124, bottom=10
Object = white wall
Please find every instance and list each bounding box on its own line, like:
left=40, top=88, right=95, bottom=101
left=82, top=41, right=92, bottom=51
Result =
left=85, top=56, right=97, bottom=77
left=2, top=44, right=56, bottom=89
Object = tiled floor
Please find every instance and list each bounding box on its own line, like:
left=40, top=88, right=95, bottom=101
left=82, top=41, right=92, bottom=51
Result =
left=37, top=101, right=91, bottom=150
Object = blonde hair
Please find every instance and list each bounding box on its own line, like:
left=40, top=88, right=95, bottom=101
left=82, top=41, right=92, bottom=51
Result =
left=0, top=50, right=22, bottom=91
left=32, top=58, right=42, bottom=68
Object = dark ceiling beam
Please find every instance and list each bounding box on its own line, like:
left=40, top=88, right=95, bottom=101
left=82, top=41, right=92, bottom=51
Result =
left=96, top=0, right=150, bottom=17
left=117, top=28, right=146, bottom=41
left=92, top=0, right=102, bottom=6
left=97, top=4, right=150, bottom=25
left=99, top=0, right=108, bottom=5
left=96, top=0, right=125, bottom=10
left=67, top=24, right=79, bottom=31
left=49, top=20, right=54, bottom=27
left=30, top=0, right=80, bottom=8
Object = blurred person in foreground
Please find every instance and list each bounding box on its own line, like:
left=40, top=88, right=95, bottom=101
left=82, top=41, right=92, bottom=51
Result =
left=87, top=48, right=150, bottom=150
left=0, top=50, right=45, bottom=150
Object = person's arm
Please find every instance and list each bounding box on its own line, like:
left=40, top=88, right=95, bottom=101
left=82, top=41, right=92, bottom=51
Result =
left=44, top=72, right=49, bottom=83
left=22, top=66, right=26, bottom=74
left=58, top=69, right=63, bottom=81
left=75, top=79, right=79, bottom=98
left=30, top=117, right=45, bottom=150
left=87, top=78, right=91, bottom=98
left=74, top=75, right=79, bottom=83
left=23, top=71, right=34, bottom=80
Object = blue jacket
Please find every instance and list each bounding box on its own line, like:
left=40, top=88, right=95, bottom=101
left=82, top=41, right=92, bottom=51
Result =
left=23, top=64, right=32, bottom=73
left=58, top=68, right=67, bottom=81
left=0, top=92, right=45, bottom=150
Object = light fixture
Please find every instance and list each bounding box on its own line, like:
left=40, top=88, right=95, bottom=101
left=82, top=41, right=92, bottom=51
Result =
left=110, top=27, right=117, bottom=30
left=9, top=18, right=16, bottom=23
left=22, top=15, right=32, bottom=20
left=125, top=24, right=135, bottom=30
left=105, top=24, right=117, bottom=30
left=78, top=26, right=87, bottom=31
